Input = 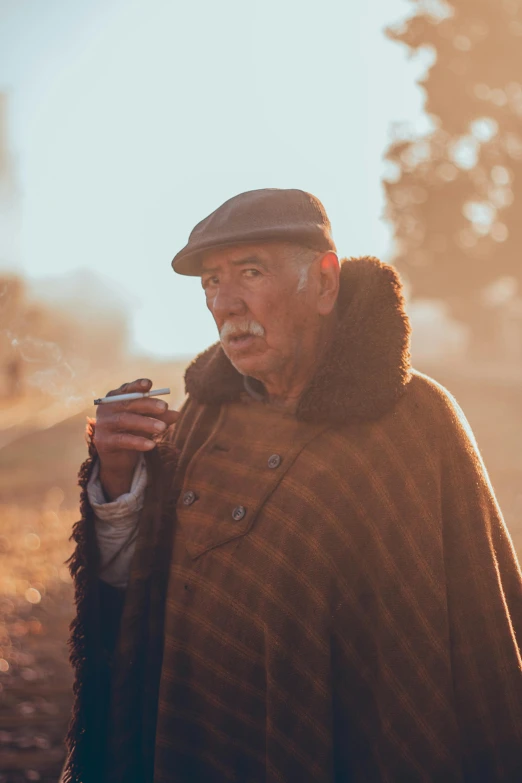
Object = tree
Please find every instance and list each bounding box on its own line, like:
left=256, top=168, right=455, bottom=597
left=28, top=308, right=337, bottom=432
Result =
left=384, top=0, right=522, bottom=357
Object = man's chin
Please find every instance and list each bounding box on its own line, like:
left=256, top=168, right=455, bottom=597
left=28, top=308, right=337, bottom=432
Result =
left=221, top=341, right=267, bottom=377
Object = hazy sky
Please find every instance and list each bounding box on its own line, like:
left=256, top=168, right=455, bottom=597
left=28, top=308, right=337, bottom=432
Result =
left=0, top=0, right=430, bottom=357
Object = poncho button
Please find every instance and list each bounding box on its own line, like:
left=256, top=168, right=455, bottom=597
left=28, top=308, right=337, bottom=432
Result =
left=268, top=454, right=281, bottom=469
left=182, top=490, right=196, bottom=506
left=232, top=505, right=246, bottom=521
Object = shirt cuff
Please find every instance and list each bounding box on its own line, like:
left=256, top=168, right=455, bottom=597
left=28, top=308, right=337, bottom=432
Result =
left=87, top=454, right=148, bottom=525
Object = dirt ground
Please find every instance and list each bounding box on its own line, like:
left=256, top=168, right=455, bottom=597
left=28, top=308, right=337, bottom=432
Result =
left=0, top=360, right=520, bottom=782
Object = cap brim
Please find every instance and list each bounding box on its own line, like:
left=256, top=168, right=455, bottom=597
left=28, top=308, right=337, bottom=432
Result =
left=172, top=230, right=336, bottom=276
left=172, top=239, right=270, bottom=277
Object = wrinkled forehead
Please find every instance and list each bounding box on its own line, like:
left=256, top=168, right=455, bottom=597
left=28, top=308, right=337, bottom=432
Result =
left=200, top=241, right=294, bottom=274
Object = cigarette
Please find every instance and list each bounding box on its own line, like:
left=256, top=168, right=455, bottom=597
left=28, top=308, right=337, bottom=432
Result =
left=93, top=387, right=171, bottom=405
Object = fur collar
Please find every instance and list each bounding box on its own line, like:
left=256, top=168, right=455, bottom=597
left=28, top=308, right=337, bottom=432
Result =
left=184, top=256, right=412, bottom=424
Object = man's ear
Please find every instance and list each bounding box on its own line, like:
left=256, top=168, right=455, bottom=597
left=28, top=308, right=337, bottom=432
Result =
left=317, top=252, right=340, bottom=316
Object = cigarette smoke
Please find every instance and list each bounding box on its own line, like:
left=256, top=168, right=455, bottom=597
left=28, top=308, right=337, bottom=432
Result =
left=3, top=329, right=83, bottom=406
left=0, top=271, right=130, bottom=410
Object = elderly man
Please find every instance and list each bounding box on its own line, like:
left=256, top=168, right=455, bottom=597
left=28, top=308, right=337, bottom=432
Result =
left=64, top=189, right=522, bottom=783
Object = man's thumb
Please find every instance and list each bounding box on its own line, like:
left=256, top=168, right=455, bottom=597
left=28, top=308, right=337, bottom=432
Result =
left=162, top=409, right=181, bottom=426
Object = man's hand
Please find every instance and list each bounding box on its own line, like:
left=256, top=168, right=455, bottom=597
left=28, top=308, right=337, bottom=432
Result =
left=94, top=378, right=179, bottom=501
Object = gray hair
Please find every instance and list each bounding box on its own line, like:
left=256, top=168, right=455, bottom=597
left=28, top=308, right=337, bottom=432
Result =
left=280, top=244, right=322, bottom=293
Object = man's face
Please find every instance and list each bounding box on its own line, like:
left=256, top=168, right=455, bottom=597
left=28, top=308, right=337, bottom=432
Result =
left=200, top=243, right=324, bottom=381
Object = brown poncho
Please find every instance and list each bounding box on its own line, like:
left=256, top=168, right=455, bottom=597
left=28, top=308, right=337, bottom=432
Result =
left=63, top=258, right=522, bottom=783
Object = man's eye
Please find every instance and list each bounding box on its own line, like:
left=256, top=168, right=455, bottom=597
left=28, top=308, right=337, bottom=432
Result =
left=244, top=269, right=261, bottom=278
left=203, top=276, right=219, bottom=288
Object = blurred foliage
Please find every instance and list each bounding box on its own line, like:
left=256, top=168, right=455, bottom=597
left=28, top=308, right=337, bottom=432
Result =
left=385, top=0, right=522, bottom=355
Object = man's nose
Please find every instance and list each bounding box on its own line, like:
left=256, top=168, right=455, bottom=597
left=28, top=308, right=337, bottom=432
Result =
left=209, top=283, right=247, bottom=319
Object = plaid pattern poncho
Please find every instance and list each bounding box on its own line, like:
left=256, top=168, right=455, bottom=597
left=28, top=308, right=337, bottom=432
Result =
left=64, top=258, right=522, bottom=783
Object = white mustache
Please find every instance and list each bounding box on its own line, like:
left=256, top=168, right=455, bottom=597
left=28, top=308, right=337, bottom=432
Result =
left=220, top=320, right=265, bottom=341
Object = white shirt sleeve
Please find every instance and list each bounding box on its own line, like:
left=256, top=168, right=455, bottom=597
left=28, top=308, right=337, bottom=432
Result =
left=86, top=454, right=148, bottom=588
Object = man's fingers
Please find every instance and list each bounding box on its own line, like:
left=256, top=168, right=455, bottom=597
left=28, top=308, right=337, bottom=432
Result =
left=158, top=409, right=181, bottom=426
left=105, top=378, right=153, bottom=397
left=110, top=410, right=164, bottom=434
left=96, top=383, right=178, bottom=459
left=114, top=397, right=179, bottom=424
left=116, top=400, right=180, bottom=423
left=113, top=433, right=157, bottom=452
